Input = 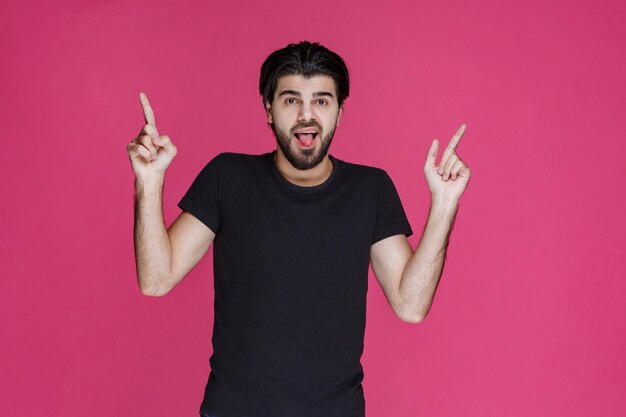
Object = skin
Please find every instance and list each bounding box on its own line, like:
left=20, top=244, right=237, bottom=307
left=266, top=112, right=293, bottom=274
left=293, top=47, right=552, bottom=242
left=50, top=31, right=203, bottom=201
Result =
left=128, top=93, right=214, bottom=296
left=265, top=74, right=343, bottom=186
left=128, top=77, right=471, bottom=323
left=370, top=124, right=471, bottom=322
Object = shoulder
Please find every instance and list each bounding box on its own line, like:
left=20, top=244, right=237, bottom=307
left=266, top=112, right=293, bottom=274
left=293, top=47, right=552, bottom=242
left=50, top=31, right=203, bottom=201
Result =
left=334, top=156, right=390, bottom=184
left=200, top=152, right=268, bottom=174
left=208, top=151, right=264, bottom=165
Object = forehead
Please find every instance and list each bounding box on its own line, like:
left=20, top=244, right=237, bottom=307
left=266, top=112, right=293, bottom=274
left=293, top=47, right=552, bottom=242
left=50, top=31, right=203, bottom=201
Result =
left=275, top=74, right=337, bottom=96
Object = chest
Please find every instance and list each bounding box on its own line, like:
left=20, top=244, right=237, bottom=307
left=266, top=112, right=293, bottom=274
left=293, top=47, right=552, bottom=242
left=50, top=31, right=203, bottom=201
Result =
left=212, top=177, right=378, bottom=302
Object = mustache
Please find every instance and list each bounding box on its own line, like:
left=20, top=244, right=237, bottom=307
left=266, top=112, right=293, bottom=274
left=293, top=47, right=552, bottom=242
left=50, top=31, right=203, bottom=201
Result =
left=290, top=121, right=323, bottom=134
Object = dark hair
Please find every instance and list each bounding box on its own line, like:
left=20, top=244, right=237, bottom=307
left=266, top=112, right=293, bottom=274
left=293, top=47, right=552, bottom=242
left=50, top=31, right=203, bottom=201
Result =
left=259, top=41, right=350, bottom=107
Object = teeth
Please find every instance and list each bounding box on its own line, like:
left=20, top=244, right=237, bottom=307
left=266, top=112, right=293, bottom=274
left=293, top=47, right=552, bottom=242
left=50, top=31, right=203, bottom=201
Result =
left=295, top=132, right=318, bottom=138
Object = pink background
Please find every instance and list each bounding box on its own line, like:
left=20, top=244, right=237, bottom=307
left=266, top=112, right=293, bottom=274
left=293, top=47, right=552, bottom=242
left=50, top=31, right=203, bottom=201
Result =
left=1, top=0, right=625, bottom=416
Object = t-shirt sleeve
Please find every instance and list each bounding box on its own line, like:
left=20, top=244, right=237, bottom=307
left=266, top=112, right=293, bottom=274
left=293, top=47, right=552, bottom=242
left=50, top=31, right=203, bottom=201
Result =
left=177, top=154, right=223, bottom=234
left=371, top=170, right=413, bottom=244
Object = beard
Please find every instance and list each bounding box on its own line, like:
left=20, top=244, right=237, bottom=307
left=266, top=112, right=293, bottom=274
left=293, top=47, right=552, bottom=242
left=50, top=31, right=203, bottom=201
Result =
left=271, top=121, right=336, bottom=170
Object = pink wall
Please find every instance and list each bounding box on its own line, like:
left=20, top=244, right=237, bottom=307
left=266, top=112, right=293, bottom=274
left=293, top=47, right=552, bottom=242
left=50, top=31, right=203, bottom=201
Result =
left=2, top=0, right=625, bottom=416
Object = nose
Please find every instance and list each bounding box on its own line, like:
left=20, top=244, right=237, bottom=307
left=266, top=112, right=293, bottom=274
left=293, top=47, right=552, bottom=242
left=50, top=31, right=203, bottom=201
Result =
left=297, top=102, right=315, bottom=122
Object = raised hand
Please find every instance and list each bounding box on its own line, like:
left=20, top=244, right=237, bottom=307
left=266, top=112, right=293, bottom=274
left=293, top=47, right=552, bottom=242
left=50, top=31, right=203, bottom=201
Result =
left=127, top=92, right=177, bottom=180
left=423, top=124, right=472, bottom=204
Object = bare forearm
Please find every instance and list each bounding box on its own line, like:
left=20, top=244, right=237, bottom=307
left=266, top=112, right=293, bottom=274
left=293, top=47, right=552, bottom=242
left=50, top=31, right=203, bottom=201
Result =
left=399, top=198, right=458, bottom=321
left=134, top=177, right=172, bottom=296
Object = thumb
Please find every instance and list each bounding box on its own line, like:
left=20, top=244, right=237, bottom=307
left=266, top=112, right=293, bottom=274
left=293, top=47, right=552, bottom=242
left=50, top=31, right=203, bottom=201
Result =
left=154, top=135, right=177, bottom=158
left=424, top=139, right=439, bottom=169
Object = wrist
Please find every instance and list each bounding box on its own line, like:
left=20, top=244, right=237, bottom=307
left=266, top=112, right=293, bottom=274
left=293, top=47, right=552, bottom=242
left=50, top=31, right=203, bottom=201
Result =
left=135, top=175, right=164, bottom=196
left=431, top=191, right=458, bottom=204
left=429, top=195, right=459, bottom=216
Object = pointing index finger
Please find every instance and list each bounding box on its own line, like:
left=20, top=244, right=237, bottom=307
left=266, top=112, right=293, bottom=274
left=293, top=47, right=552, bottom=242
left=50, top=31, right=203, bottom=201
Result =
left=447, top=123, right=466, bottom=150
left=139, top=92, right=157, bottom=127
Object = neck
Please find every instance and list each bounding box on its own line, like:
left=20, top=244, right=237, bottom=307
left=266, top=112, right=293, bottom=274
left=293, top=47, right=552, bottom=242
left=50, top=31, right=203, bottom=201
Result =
left=274, top=150, right=333, bottom=187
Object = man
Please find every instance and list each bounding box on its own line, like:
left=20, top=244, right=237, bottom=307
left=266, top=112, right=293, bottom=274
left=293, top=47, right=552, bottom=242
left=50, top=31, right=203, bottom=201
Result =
left=127, top=41, right=471, bottom=417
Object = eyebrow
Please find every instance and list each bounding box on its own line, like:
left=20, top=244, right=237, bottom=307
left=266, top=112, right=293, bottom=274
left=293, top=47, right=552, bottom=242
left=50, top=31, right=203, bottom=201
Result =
left=278, top=90, right=335, bottom=99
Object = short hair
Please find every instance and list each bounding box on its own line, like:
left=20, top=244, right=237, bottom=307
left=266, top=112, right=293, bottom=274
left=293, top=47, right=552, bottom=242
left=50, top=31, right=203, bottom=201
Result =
left=259, top=41, right=350, bottom=107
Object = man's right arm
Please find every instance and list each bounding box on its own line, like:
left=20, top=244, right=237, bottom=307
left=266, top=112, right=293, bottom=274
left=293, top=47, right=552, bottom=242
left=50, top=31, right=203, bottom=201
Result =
left=134, top=178, right=215, bottom=296
left=129, top=92, right=215, bottom=296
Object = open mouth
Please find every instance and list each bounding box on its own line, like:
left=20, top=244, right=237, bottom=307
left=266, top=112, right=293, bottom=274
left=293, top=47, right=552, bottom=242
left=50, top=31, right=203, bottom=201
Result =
left=294, top=131, right=319, bottom=148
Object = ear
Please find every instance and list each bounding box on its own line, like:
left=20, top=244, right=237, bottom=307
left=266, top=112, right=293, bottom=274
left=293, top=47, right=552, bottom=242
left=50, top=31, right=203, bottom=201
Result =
left=336, top=105, right=343, bottom=127
left=265, top=102, right=273, bottom=124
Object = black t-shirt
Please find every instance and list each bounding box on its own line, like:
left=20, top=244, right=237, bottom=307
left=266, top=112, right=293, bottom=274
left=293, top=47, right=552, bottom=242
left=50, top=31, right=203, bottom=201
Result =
left=178, top=151, right=413, bottom=417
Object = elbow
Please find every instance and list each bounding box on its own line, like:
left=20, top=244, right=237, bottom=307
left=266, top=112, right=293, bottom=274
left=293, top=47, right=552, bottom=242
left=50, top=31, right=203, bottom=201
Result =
left=138, top=276, right=170, bottom=297
left=397, top=305, right=430, bottom=324
left=398, top=312, right=425, bottom=324
left=140, top=285, right=167, bottom=297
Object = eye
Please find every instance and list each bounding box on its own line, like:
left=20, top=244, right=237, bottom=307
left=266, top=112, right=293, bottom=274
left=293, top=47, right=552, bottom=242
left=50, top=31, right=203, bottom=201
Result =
left=286, top=98, right=297, bottom=104
left=317, top=99, right=327, bottom=105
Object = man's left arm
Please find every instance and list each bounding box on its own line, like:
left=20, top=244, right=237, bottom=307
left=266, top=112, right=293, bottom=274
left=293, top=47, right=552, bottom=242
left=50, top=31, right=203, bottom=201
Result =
left=370, top=124, right=471, bottom=323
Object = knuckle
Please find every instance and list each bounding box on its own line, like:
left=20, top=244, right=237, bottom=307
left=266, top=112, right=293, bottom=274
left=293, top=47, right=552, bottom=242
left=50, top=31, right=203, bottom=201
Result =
left=142, top=137, right=155, bottom=148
